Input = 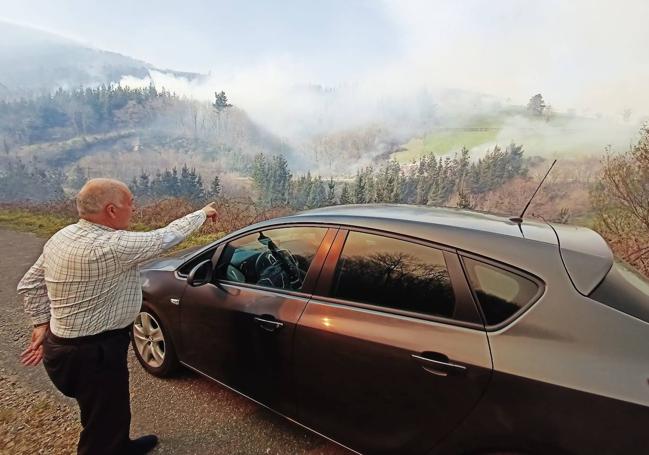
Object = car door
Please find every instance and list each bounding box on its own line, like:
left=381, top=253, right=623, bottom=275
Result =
left=179, top=225, right=335, bottom=417
left=294, top=229, right=493, bottom=454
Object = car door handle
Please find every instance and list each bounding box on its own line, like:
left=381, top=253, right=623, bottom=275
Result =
left=411, top=353, right=467, bottom=377
left=254, top=316, right=284, bottom=332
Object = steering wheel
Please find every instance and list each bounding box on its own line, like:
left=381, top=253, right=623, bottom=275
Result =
left=273, top=249, right=303, bottom=283
left=254, top=250, right=277, bottom=276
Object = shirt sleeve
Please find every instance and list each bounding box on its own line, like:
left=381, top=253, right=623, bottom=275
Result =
left=16, top=253, right=51, bottom=325
left=111, top=210, right=207, bottom=269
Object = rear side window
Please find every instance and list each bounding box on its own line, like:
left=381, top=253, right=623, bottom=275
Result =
left=463, top=258, right=540, bottom=326
left=331, top=231, right=455, bottom=318
left=590, top=261, right=649, bottom=324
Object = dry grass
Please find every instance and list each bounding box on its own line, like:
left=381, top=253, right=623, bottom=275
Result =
left=0, top=197, right=291, bottom=251
left=0, top=374, right=79, bottom=455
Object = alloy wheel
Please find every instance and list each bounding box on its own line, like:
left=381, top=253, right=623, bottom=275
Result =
left=133, top=311, right=166, bottom=368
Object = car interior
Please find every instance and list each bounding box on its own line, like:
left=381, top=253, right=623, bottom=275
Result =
left=218, top=232, right=308, bottom=290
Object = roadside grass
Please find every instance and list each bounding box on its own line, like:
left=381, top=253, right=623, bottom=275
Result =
left=173, top=232, right=224, bottom=251
left=0, top=209, right=75, bottom=238
left=0, top=208, right=224, bottom=253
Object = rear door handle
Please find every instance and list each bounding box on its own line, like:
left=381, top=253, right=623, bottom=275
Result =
left=411, top=353, right=467, bottom=377
left=254, top=316, right=284, bottom=332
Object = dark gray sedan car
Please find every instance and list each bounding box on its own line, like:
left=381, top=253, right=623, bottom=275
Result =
left=132, top=205, right=649, bottom=455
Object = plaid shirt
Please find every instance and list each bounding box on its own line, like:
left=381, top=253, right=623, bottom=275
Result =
left=17, top=210, right=207, bottom=338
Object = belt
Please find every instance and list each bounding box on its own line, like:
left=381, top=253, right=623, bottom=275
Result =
left=48, top=325, right=131, bottom=345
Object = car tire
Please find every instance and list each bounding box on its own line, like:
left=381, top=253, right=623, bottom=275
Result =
left=131, top=303, right=179, bottom=377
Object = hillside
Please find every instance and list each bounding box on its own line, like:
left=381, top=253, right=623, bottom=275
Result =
left=0, top=85, right=294, bottom=199
left=0, top=21, right=202, bottom=97
left=392, top=112, right=641, bottom=163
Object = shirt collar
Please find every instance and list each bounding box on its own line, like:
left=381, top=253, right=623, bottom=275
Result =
left=77, top=218, right=116, bottom=232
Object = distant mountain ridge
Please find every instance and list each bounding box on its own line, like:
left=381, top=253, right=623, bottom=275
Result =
left=0, top=21, right=203, bottom=97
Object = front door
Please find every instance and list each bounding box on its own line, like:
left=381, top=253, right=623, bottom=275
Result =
left=294, top=230, right=492, bottom=454
left=180, top=226, right=334, bottom=416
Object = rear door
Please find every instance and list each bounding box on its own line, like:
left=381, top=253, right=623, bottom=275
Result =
left=294, top=229, right=493, bottom=454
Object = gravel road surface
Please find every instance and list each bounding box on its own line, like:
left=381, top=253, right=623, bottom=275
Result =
left=0, top=228, right=350, bottom=455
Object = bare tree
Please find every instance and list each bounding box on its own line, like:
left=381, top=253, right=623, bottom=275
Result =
left=591, top=124, right=649, bottom=275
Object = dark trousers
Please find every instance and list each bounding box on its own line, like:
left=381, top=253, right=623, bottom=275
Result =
left=43, top=326, right=132, bottom=455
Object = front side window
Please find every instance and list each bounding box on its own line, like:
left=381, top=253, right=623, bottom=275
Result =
left=463, top=257, right=540, bottom=325
left=215, top=226, right=327, bottom=291
left=331, top=231, right=455, bottom=318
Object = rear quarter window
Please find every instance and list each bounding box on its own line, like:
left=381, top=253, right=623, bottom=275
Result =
left=462, top=257, right=541, bottom=326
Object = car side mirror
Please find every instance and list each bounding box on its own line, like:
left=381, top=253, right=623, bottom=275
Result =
left=187, top=260, right=213, bottom=287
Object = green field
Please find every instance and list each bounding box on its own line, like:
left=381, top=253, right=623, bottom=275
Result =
left=391, top=113, right=631, bottom=163
left=393, top=128, right=499, bottom=163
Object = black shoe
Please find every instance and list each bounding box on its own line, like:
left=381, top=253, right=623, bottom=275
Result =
left=127, top=434, right=159, bottom=454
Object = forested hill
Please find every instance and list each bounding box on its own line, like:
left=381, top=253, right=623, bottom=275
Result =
left=0, top=84, right=294, bottom=198
left=0, top=21, right=201, bottom=96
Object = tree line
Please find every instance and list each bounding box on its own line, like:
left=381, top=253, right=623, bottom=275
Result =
left=0, top=158, right=65, bottom=202
left=0, top=84, right=176, bottom=147
left=129, top=164, right=221, bottom=202
left=0, top=158, right=222, bottom=204
left=1, top=142, right=527, bottom=210
left=251, top=143, right=528, bottom=210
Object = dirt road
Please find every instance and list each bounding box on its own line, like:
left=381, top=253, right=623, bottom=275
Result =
left=0, top=228, right=349, bottom=455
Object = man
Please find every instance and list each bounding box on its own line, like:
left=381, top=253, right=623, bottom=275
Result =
left=17, top=178, right=218, bottom=455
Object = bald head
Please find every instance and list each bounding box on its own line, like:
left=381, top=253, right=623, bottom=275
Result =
left=76, top=178, right=131, bottom=217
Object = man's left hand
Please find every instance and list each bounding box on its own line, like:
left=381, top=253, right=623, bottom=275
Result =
left=21, top=324, right=49, bottom=366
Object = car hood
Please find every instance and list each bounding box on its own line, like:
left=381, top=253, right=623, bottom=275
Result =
left=140, top=245, right=204, bottom=272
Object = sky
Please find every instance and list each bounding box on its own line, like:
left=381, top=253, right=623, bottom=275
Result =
left=2, top=0, right=649, bottom=116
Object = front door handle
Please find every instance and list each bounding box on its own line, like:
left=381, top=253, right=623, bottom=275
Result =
left=254, top=316, right=284, bottom=332
left=411, top=353, right=467, bottom=377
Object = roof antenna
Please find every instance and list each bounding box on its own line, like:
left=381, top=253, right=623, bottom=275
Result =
left=509, top=159, right=557, bottom=224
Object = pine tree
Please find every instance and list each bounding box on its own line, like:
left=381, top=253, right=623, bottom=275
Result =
left=339, top=182, right=352, bottom=205
left=306, top=177, right=327, bottom=209
left=457, top=187, right=473, bottom=209
left=456, top=147, right=470, bottom=187
left=527, top=94, right=546, bottom=116
left=415, top=175, right=430, bottom=205
left=209, top=175, right=221, bottom=198
left=363, top=167, right=376, bottom=203
left=353, top=170, right=366, bottom=204
left=251, top=153, right=267, bottom=200
left=150, top=171, right=163, bottom=198
left=213, top=91, right=232, bottom=113
left=291, top=172, right=313, bottom=210
left=137, top=171, right=151, bottom=200
left=268, top=154, right=291, bottom=206
left=326, top=178, right=336, bottom=206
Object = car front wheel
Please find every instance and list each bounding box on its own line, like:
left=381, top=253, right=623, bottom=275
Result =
left=132, top=304, right=179, bottom=377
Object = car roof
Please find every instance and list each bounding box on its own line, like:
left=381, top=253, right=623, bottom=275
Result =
left=284, top=204, right=558, bottom=245
left=227, top=204, right=612, bottom=291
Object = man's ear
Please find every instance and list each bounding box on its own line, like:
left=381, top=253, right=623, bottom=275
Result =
left=106, top=203, right=117, bottom=219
